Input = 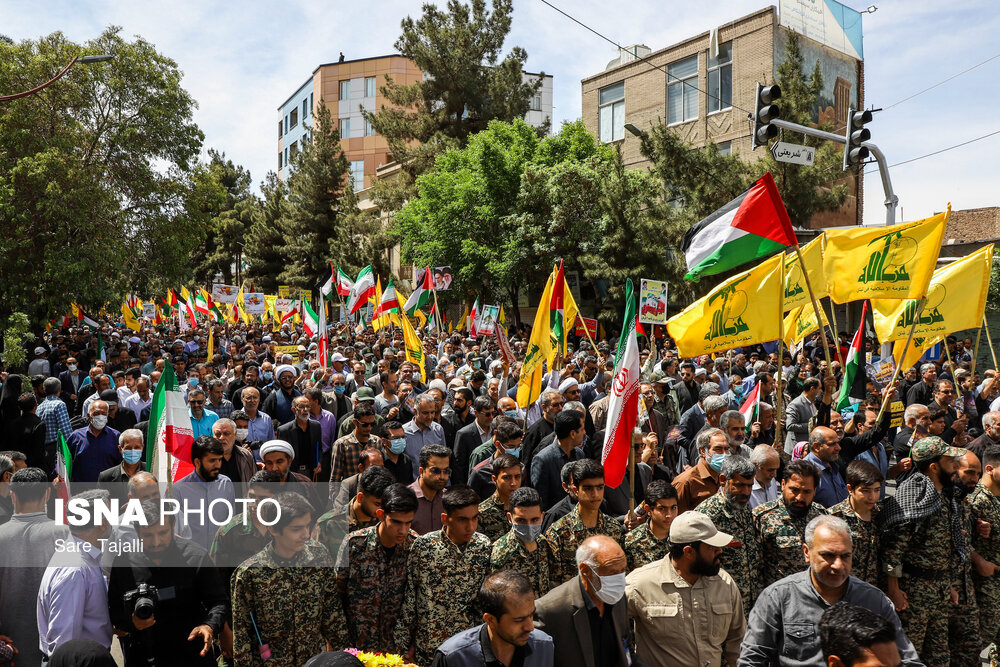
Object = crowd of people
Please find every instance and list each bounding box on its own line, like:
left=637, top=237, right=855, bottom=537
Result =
left=0, top=316, right=998, bottom=667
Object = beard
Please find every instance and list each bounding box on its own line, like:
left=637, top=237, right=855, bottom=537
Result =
left=785, top=500, right=809, bottom=518
left=691, top=552, right=722, bottom=576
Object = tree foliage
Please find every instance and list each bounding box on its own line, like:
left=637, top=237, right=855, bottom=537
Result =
left=363, top=0, right=542, bottom=212
left=189, top=150, right=256, bottom=286
left=244, top=172, right=290, bottom=293
left=0, top=27, right=203, bottom=324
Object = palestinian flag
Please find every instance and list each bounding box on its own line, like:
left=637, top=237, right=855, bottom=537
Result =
left=166, top=289, right=178, bottom=312
left=318, top=261, right=336, bottom=299
left=302, top=299, right=320, bottom=337
left=550, top=260, right=568, bottom=353
left=146, top=361, right=194, bottom=484
left=635, top=317, right=646, bottom=338
left=404, top=266, right=433, bottom=316
left=55, top=432, right=73, bottom=504
left=601, top=278, right=640, bottom=488
left=80, top=310, right=100, bottom=331
left=377, top=280, right=401, bottom=315
left=347, top=265, right=376, bottom=314
left=337, top=264, right=354, bottom=297
left=739, top=381, right=762, bottom=433
left=836, top=301, right=870, bottom=412
left=469, top=297, right=481, bottom=337
left=682, top=172, right=797, bottom=280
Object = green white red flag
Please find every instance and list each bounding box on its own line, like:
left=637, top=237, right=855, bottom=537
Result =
left=601, top=278, right=640, bottom=487
left=146, top=361, right=194, bottom=484
left=836, top=301, right=869, bottom=412
left=550, top=260, right=566, bottom=354
left=301, top=299, right=320, bottom=337
left=337, top=264, right=355, bottom=297
left=347, top=265, right=376, bottom=314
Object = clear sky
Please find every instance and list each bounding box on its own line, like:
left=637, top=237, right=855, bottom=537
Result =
left=5, top=0, right=999, bottom=228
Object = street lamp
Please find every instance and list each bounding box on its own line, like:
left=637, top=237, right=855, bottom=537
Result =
left=624, top=123, right=644, bottom=137
left=860, top=5, right=877, bottom=13
left=0, top=53, right=114, bottom=102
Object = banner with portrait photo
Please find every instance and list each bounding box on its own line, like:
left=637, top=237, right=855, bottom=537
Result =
left=243, top=293, right=266, bottom=315
left=638, top=279, right=669, bottom=325
left=212, top=284, right=239, bottom=304
left=414, top=266, right=453, bottom=291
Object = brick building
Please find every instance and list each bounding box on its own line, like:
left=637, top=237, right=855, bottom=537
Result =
left=580, top=6, right=865, bottom=227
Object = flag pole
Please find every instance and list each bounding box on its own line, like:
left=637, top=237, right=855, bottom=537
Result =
left=827, top=298, right=840, bottom=361
left=431, top=281, right=443, bottom=336
left=793, top=244, right=833, bottom=377
left=942, top=337, right=953, bottom=374
left=972, top=322, right=983, bottom=376
left=985, top=314, right=999, bottom=370
left=773, top=338, right=785, bottom=451
left=877, top=297, right=925, bottom=422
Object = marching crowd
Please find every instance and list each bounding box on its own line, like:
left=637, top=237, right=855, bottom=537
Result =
left=1, top=318, right=999, bottom=667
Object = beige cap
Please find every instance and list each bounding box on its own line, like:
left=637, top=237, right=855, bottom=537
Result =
left=668, top=511, right=734, bottom=547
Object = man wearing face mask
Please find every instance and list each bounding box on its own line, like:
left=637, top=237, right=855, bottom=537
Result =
left=753, top=459, right=827, bottom=588
left=491, top=487, right=550, bottom=597
left=673, top=428, right=729, bottom=513
left=469, top=417, right=523, bottom=498
left=68, top=401, right=122, bottom=483
left=97, top=429, right=145, bottom=506
left=627, top=512, right=745, bottom=667
left=321, top=372, right=352, bottom=421
left=534, top=534, right=632, bottom=667
left=380, top=420, right=416, bottom=484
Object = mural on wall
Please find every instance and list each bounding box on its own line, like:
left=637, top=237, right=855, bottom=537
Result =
left=773, top=26, right=860, bottom=128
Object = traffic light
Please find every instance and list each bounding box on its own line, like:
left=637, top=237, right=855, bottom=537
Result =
left=843, top=108, right=873, bottom=170
left=752, top=83, right=781, bottom=150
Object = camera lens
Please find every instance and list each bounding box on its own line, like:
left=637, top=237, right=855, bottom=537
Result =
left=134, top=597, right=155, bottom=620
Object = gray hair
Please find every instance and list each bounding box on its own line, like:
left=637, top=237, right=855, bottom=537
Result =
left=903, top=403, right=927, bottom=425
left=750, top=444, right=780, bottom=467
left=213, top=418, right=236, bottom=433
left=720, top=455, right=755, bottom=480
left=67, top=489, right=111, bottom=536
left=696, top=427, right=727, bottom=452
left=920, top=363, right=936, bottom=374
left=804, top=514, right=852, bottom=548
left=127, top=471, right=158, bottom=497
left=719, top=410, right=745, bottom=431
left=281, top=353, right=296, bottom=364
left=541, top=389, right=562, bottom=407
left=42, top=377, right=62, bottom=395
left=0, top=454, right=12, bottom=480
left=564, top=401, right=585, bottom=413
left=118, top=428, right=144, bottom=447
left=699, top=382, right=722, bottom=401
left=983, top=412, right=1000, bottom=430
left=415, top=393, right=437, bottom=408
left=703, top=395, right=728, bottom=413
left=757, top=401, right=773, bottom=414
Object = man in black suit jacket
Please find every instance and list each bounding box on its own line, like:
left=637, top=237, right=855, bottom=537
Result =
left=58, top=357, right=85, bottom=416
left=534, top=534, right=632, bottom=667
left=4, top=393, right=47, bottom=469
left=452, top=396, right=495, bottom=484
left=276, top=395, right=323, bottom=480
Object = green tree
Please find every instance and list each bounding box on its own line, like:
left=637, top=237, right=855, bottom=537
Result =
left=244, top=172, right=290, bottom=293
left=363, top=0, right=542, bottom=212
left=190, top=150, right=256, bottom=285
left=277, top=103, right=350, bottom=288
left=0, top=27, right=203, bottom=323
left=2, top=312, right=32, bottom=371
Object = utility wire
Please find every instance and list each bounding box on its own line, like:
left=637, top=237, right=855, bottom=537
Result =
left=883, top=50, right=1000, bottom=110
left=536, top=0, right=756, bottom=117
left=889, top=128, right=1000, bottom=167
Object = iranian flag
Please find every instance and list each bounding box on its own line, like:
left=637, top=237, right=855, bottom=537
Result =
left=55, top=432, right=73, bottom=503
left=96, top=333, right=106, bottom=362
left=146, top=361, right=194, bottom=484
left=404, top=266, right=433, bottom=316
left=682, top=172, right=797, bottom=280
left=179, top=287, right=198, bottom=328
left=550, top=259, right=566, bottom=353
left=301, top=299, right=320, bottom=337
left=193, top=290, right=212, bottom=317
left=469, top=297, right=481, bottom=337
left=836, top=301, right=870, bottom=412
left=347, top=265, right=376, bottom=314
left=336, top=264, right=354, bottom=297
left=602, top=278, right=640, bottom=488
left=318, top=261, right=336, bottom=299
left=739, top=381, right=762, bottom=433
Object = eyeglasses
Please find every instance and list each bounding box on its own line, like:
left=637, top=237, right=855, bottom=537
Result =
left=429, top=467, right=451, bottom=476
left=357, top=421, right=376, bottom=428
left=189, top=400, right=204, bottom=406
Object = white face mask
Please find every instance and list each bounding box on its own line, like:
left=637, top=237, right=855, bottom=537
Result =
left=235, top=428, right=249, bottom=441
left=90, top=414, right=108, bottom=430
left=588, top=567, right=626, bottom=605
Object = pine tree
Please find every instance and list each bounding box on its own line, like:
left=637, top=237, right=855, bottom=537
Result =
left=244, top=171, right=289, bottom=292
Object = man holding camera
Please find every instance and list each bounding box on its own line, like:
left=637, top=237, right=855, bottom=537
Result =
left=107, top=499, right=227, bottom=666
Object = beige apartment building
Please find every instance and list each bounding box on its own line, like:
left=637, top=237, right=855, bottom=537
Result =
left=580, top=5, right=865, bottom=227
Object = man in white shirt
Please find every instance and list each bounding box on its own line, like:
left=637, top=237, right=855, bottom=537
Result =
left=122, top=376, right=153, bottom=421
left=749, top=444, right=780, bottom=509
left=37, top=489, right=114, bottom=658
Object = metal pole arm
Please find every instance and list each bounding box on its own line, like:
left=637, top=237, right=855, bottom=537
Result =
left=0, top=56, right=79, bottom=102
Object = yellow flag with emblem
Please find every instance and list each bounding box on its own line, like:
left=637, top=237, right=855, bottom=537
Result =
left=517, top=272, right=554, bottom=408
left=121, top=301, right=141, bottom=332
left=207, top=326, right=214, bottom=360
left=783, top=234, right=826, bottom=312
left=401, top=312, right=427, bottom=382
left=667, top=254, right=784, bottom=358
left=782, top=304, right=830, bottom=348
left=823, top=208, right=948, bottom=304
left=894, top=335, right=942, bottom=374
left=871, top=244, right=993, bottom=343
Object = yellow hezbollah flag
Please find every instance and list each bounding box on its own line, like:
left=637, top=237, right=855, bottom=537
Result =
left=121, top=301, right=141, bottom=332
left=236, top=283, right=249, bottom=324
left=401, top=313, right=427, bottom=382
left=498, top=304, right=507, bottom=329
left=895, top=335, right=942, bottom=374
left=667, top=254, right=784, bottom=358
left=457, top=303, right=470, bottom=333
left=783, top=234, right=826, bottom=312
left=823, top=208, right=948, bottom=304
left=782, top=304, right=830, bottom=348
left=206, top=326, right=214, bottom=360
left=517, top=272, right=554, bottom=408
left=414, top=309, right=427, bottom=327
left=872, top=244, right=993, bottom=344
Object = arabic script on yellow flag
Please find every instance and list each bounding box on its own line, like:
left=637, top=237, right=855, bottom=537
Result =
left=667, top=254, right=784, bottom=358
left=783, top=304, right=830, bottom=348
left=516, top=272, right=554, bottom=408
left=823, top=208, right=948, bottom=304
left=872, top=244, right=993, bottom=343
left=894, top=335, right=942, bottom=374
left=783, top=235, right=826, bottom=312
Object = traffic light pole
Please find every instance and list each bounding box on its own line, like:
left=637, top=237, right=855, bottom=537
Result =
left=769, top=118, right=898, bottom=226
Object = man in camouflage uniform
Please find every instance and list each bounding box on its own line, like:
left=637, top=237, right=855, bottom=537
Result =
left=232, top=492, right=345, bottom=667
left=881, top=437, right=967, bottom=667
left=476, top=453, right=521, bottom=542
left=395, top=485, right=491, bottom=665
left=969, top=444, right=1000, bottom=665
left=696, top=456, right=762, bottom=616
left=314, top=465, right=393, bottom=556
left=624, top=479, right=678, bottom=571
left=491, top=487, right=550, bottom=596
left=545, top=458, right=624, bottom=586
left=336, top=483, right=420, bottom=652
left=829, top=460, right=883, bottom=587
left=949, top=450, right=983, bottom=667
left=753, top=459, right=827, bottom=588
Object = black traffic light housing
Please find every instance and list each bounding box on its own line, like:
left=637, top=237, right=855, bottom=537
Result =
left=843, top=108, right=873, bottom=170
left=752, top=83, right=781, bottom=150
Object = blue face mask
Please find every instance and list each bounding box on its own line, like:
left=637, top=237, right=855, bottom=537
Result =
left=187, top=377, right=199, bottom=387
left=504, top=446, right=521, bottom=459
left=505, top=410, right=518, bottom=419
left=709, top=453, right=729, bottom=472
left=390, top=438, right=407, bottom=454
left=122, top=449, right=142, bottom=465
left=263, top=371, right=273, bottom=381
left=334, top=385, right=346, bottom=395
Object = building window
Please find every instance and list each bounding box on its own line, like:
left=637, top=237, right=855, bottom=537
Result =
left=340, top=118, right=350, bottom=138
left=284, top=147, right=288, bottom=164
left=716, top=140, right=732, bottom=156
left=289, top=141, right=298, bottom=159
left=340, top=80, right=350, bottom=99
left=278, top=120, right=283, bottom=139
left=303, top=99, right=308, bottom=118
left=349, top=160, right=364, bottom=191
left=531, top=93, right=542, bottom=111
left=284, top=116, right=288, bottom=133
left=290, top=108, right=298, bottom=129
left=598, top=81, right=625, bottom=143
left=667, top=55, right=699, bottom=124
left=278, top=152, right=283, bottom=169
left=365, top=76, right=376, bottom=97
left=708, top=42, right=732, bottom=114
left=364, top=118, right=375, bottom=137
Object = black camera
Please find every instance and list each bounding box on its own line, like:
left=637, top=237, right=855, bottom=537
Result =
left=123, top=582, right=159, bottom=621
